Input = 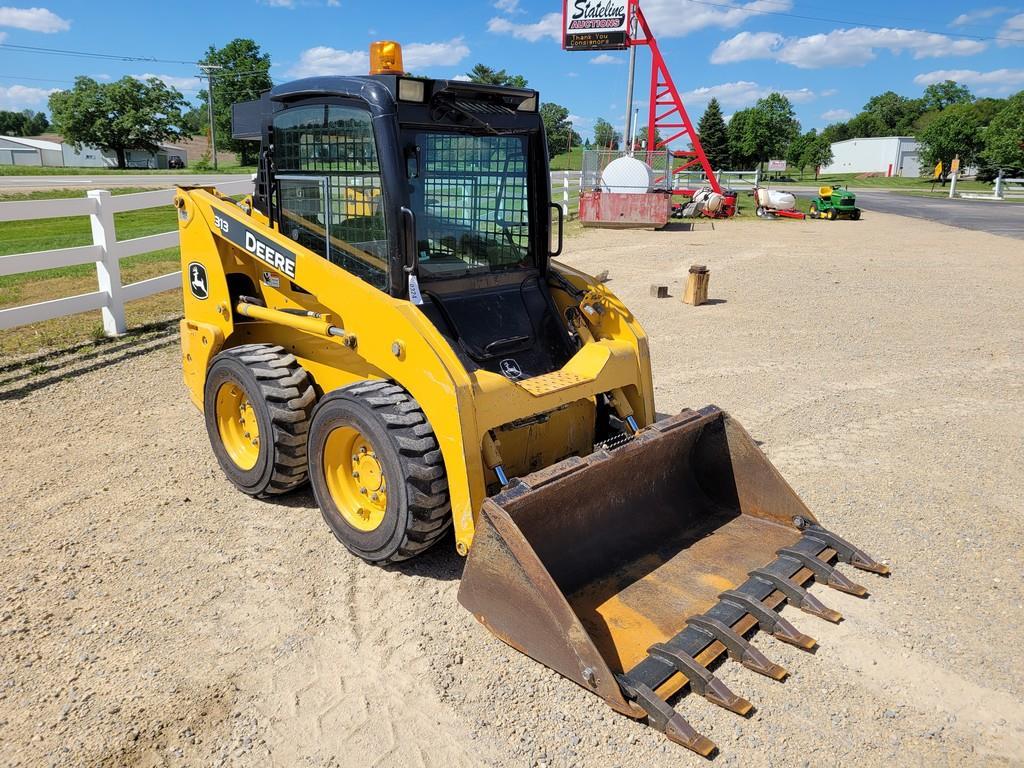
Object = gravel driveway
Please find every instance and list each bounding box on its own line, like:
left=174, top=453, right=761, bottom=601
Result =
left=1, top=211, right=1022, bottom=767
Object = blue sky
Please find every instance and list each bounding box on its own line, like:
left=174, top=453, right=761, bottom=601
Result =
left=0, top=0, right=1022, bottom=143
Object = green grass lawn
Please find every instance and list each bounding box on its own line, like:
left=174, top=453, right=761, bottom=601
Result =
left=550, top=147, right=584, bottom=172
left=0, top=188, right=184, bottom=354
left=0, top=165, right=256, bottom=176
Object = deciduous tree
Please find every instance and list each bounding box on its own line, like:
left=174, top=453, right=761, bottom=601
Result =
left=196, top=39, right=273, bottom=165
left=49, top=76, right=188, bottom=169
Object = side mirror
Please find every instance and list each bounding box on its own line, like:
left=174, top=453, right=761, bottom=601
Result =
left=549, top=202, right=564, bottom=258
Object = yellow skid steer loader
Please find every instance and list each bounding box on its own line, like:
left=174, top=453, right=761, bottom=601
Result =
left=175, top=42, right=888, bottom=755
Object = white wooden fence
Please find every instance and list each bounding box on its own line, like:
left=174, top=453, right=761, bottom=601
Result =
left=2, top=175, right=585, bottom=339
left=0, top=180, right=252, bottom=336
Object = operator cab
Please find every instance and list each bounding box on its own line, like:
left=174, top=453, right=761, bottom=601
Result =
left=232, top=41, right=572, bottom=381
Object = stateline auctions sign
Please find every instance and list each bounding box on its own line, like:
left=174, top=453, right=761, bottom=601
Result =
left=563, top=0, right=630, bottom=51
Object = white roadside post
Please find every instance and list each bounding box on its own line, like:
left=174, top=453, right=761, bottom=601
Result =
left=562, top=171, right=570, bottom=216
left=88, top=189, right=127, bottom=336
left=995, top=170, right=1004, bottom=200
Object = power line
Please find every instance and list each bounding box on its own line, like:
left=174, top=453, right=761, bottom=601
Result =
left=681, top=0, right=1024, bottom=44
left=0, top=42, right=201, bottom=65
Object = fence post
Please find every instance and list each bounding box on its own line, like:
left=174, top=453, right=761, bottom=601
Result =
left=948, top=170, right=958, bottom=199
left=88, top=189, right=126, bottom=336
left=562, top=171, right=570, bottom=215
left=994, top=169, right=1004, bottom=199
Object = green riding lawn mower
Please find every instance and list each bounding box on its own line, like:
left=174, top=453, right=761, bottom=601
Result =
left=809, top=185, right=861, bottom=220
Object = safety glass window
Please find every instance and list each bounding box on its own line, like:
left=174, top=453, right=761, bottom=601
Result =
left=409, top=133, right=530, bottom=280
left=273, top=104, right=388, bottom=291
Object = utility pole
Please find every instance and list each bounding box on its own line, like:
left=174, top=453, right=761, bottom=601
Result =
left=623, top=1, right=638, bottom=155
left=198, top=63, right=223, bottom=170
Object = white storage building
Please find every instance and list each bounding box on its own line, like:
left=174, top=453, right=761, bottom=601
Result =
left=0, top=135, right=65, bottom=167
left=821, top=136, right=921, bottom=178
left=0, top=135, right=188, bottom=168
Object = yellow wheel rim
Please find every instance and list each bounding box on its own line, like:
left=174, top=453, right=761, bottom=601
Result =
left=215, top=382, right=261, bottom=471
left=323, top=426, right=388, bottom=532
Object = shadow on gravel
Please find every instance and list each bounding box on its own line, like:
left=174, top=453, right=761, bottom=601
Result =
left=0, top=319, right=179, bottom=401
left=265, top=490, right=464, bottom=581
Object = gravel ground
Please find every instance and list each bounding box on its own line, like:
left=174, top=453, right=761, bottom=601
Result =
left=1, top=211, right=1022, bottom=768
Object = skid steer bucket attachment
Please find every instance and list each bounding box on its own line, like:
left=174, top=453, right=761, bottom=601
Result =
left=458, top=406, right=888, bottom=756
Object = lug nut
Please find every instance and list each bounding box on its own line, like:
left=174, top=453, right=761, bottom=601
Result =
left=370, top=492, right=379, bottom=502
left=360, top=487, right=367, bottom=495
left=352, top=471, right=360, bottom=479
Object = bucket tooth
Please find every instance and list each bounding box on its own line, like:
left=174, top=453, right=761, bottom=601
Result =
left=687, top=615, right=788, bottom=681
left=805, top=524, right=891, bottom=576
left=719, top=589, right=817, bottom=650
left=750, top=568, right=843, bottom=623
left=616, top=674, right=716, bottom=757
left=778, top=547, right=869, bottom=597
left=647, top=643, right=753, bottom=715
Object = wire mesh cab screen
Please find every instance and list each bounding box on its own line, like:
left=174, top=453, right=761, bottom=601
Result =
left=410, top=133, right=531, bottom=280
left=272, top=104, right=388, bottom=291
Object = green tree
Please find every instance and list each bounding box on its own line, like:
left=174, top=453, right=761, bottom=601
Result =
left=593, top=117, right=621, bottom=149
left=0, top=109, right=49, bottom=136
left=980, top=91, right=1024, bottom=171
left=180, top=106, right=207, bottom=137
left=922, top=80, right=973, bottom=111
left=696, top=98, right=729, bottom=170
left=726, top=108, right=756, bottom=168
left=918, top=102, right=984, bottom=181
left=801, top=134, right=834, bottom=180
left=539, top=102, right=580, bottom=159
left=785, top=129, right=814, bottom=177
left=860, top=91, right=925, bottom=135
left=197, top=38, right=273, bottom=165
left=49, top=76, right=188, bottom=169
left=821, top=121, right=852, bottom=144
left=742, top=93, right=800, bottom=168
left=465, top=64, right=528, bottom=88
left=635, top=125, right=663, bottom=150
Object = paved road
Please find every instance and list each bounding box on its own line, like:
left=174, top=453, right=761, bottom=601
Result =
left=851, top=190, right=1024, bottom=240
left=0, top=173, right=252, bottom=190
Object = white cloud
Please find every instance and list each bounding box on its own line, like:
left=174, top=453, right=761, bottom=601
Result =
left=590, top=53, right=623, bottom=65
left=451, top=74, right=472, bottom=82
left=950, top=7, right=1007, bottom=26
left=821, top=108, right=853, bottom=122
left=641, top=0, right=794, bottom=38
left=998, top=13, right=1024, bottom=45
left=711, top=26, right=987, bottom=68
left=288, top=38, right=470, bottom=78
left=493, top=0, right=522, bottom=13
left=682, top=80, right=817, bottom=108
left=0, top=30, right=6, bottom=43
left=913, top=68, right=1024, bottom=93
left=709, top=31, right=782, bottom=63
left=0, top=6, right=70, bottom=33
left=487, top=12, right=561, bottom=42
left=134, top=73, right=199, bottom=93
left=261, top=0, right=295, bottom=6
left=0, top=84, right=57, bottom=109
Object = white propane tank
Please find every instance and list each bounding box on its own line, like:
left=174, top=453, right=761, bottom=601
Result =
left=600, top=156, right=655, bottom=194
left=757, top=188, right=796, bottom=211
left=704, top=192, right=724, bottom=213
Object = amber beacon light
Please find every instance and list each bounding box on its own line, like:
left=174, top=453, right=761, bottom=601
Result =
left=369, top=41, right=404, bottom=75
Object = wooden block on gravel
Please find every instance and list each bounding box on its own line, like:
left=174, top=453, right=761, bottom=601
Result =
left=684, top=265, right=709, bottom=306
left=650, top=284, right=670, bottom=298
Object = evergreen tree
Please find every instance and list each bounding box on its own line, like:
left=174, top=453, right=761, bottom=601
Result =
left=696, top=98, right=729, bottom=170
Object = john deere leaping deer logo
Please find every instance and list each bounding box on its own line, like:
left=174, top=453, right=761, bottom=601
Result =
left=188, top=262, right=209, bottom=300
left=499, top=359, right=523, bottom=380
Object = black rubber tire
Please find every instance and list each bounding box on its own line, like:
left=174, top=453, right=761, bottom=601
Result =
left=204, top=344, right=315, bottom=497
left=852, top=209, right=861, bottom=221
left=308, top=381, right=451, bottom=564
